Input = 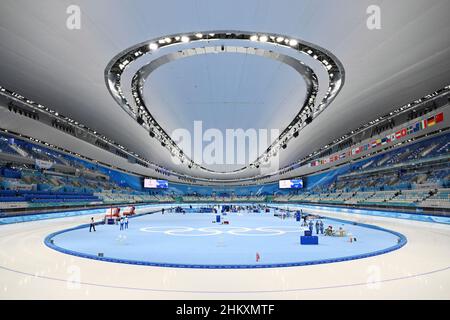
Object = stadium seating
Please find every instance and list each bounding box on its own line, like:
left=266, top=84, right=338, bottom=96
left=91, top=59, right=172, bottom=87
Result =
left=1, top=131, right=449, bottom=213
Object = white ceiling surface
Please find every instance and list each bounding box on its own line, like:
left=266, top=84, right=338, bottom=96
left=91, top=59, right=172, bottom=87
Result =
left=0, top=0, right=449, bottom=181
left=144, top=53, right=307, bottom=173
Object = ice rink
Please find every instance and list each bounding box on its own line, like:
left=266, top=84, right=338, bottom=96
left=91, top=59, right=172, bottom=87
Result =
left=0, top=205, right=449, bottom=299
left=46, top=210, right=404, bottom=268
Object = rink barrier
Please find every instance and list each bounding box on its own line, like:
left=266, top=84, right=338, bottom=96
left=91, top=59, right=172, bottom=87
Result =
left=0, top=203, right=175, bottom=225
left=44, top=211, right=407, bottom=269
left=270, top=203, right=450, bottom=225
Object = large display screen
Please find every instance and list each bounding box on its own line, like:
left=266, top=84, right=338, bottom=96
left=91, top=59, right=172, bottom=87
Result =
left=144, top=179, right=168, bottom=189
left=279, top=179, right=303, bottom=189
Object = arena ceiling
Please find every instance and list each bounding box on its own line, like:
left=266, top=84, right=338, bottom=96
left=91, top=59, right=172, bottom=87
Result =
left=0, top=0, right=449, bottom=181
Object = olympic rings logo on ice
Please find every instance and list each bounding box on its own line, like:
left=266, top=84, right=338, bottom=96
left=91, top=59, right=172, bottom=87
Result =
left=139, top=226, right=304, bottom=237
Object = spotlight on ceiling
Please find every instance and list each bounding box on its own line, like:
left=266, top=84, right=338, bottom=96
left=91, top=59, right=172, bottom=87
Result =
left=259, top=35, right=268, bottom=42
left=289, top=39, right=298, bottom=46
left=148, top=43, right=158, bottom=51
left=276, top=36, right=284, bottom=43
left=250, top=35, right=258, bottom=41
left=181, top=36, right=190, bottom=43
left=195, top=33, right=203, bottom=38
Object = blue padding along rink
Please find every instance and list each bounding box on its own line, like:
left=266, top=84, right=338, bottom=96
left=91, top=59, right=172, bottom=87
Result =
left=45, top=209, right=407, bottom=269
left=0, top=203, right=171, bottom=225
left=278, top=204, right=450, bottom=225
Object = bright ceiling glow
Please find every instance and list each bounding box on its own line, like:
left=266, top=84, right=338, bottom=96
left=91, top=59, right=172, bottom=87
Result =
left=148, top=43, right=158, bottom=50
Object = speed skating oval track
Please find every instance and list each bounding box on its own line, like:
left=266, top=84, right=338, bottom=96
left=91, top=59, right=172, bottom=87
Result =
left=0, top=207, right=449, bottom=299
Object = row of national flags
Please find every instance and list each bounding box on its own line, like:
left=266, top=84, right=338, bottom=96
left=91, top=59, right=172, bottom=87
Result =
left=309, top=112, right=444, bottom=167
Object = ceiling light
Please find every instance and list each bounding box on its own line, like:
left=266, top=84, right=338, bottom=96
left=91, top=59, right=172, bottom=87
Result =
left=195, top=33, right=203, bottom=38
left=276, top=37, right=284, bottom=43
left=259, top=35, right=268, bottom=42
left=250, top=35, right=258, bottom=41
left=149, top=43, right=158, bottom=50
left=181, top=36, right=190, bottom=43
left=289, top=39, right=298, bottom=46
left=164, top=37, right=172, bottom=43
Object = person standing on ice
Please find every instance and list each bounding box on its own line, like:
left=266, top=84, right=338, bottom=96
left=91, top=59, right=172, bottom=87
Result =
left=124, top=216, right=129, bottom=229
left=256, top=252, right=261, bottom=262
left=308, top=220, right=314, bottom=234
left=319, top=220, right=324, bottom=234
left=315, top=220, right=320, bottom=234
left=119, top=217, right=124, bottom=231
left=89, top=217, right=96, bottom=232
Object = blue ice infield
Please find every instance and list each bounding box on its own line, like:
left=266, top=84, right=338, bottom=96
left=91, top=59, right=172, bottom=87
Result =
left=45, top=209, right=407, bottom=269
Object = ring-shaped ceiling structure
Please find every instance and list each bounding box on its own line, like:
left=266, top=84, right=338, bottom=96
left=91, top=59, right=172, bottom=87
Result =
left=105, top=31, right=345, bottom=178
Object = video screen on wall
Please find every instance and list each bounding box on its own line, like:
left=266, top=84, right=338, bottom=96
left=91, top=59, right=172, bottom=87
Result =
left=144, top=178, right=168, bottom=189
left=279, top=179, right=303, bottom=189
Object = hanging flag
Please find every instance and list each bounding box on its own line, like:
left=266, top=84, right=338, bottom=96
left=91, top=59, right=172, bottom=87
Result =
left=420, top=119, right=427, bottom=130
left=435, top=112, right=444, bottom=123
left=427, top=116, right=436, bottom=127
left=391, top=133, right=396, bottom=142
